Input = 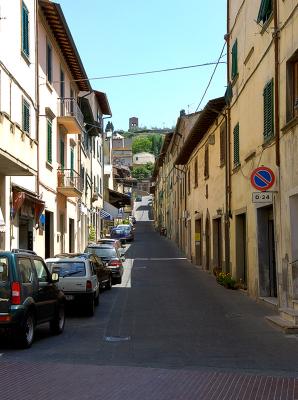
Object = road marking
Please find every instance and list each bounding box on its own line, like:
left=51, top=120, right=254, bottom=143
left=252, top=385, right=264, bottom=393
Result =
left=134, top=257, right=187, bottom=261
left=104, top=336, right=131, bottom=342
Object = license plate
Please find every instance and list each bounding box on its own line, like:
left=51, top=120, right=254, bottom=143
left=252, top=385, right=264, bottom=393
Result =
left=65, top=295, right=74, bottom=301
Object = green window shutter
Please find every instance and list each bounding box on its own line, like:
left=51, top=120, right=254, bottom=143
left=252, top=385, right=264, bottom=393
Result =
left=263, top=79, right=274, bottom=140
left=257, top=0, right=273, bottom=24
left=22, top=2, right=29, bottom=57
left=70, top=147, right=74, bottom=178
left=233, top=123, right=240, bottom=166
left=231, top=40, right=238, bottom=79
left=22, top=99, right=30, bottom=133
left=60, top=140, right=65, bottom=169
left=47, top=120, right=52, bottom=164
left=47, top=43, right=52, bottom=83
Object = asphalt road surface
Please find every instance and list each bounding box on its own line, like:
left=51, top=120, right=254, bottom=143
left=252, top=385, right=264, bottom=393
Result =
left=1, top=195, right=298, bottom=399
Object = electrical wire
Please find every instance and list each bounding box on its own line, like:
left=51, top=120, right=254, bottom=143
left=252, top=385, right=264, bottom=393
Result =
left=195, top=42, right=227, bottom=112
left=50, top=61, right=226, bottom=85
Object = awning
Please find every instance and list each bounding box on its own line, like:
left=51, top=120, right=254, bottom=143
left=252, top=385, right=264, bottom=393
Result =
left=100, top=209, right=113, bottom=221
left=0, top=207, right=6, bottom=233
left=108, top=188, right=131, bottom=208
left=12, top=187, right=45, bottom=224
left=103, top=201, right=119, bottom=219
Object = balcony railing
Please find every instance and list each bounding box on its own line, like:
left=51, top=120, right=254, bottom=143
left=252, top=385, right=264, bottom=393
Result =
left=57, top=98, right=84, bottom=134
left=57, top=168, right=82, bottom=197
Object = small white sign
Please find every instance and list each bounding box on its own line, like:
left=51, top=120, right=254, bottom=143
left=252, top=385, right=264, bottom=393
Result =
left=252, top=191, right=273, bottom=203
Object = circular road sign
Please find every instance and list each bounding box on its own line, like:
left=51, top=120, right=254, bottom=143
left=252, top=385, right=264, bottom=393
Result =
left=250, top=166, right=275, bottom=191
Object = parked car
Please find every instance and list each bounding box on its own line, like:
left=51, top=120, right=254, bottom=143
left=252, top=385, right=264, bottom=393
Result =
left=84, top=244, right=124, bottom=285
left=116, top=224, right=134, bottom=242
left=96, top=238, right=123, bottom=251
left=46, top=253, right=112, bottom=316
left=0, top=249, right=65, bottom=348
left=110, top=226, right=133, bottom=243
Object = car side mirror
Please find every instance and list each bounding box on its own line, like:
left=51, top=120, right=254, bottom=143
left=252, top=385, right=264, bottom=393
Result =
left=51, top=272, right=59, bottom=282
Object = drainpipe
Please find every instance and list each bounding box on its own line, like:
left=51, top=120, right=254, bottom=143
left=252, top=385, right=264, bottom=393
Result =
left=273, top=0, right=280, bottom=167
left=225, top=0, right=231, bottom=273
left=35, top=0, right=40, bottom=195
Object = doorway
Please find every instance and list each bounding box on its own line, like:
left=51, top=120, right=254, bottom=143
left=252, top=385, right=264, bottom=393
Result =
left=236, top=213, right=247, bottom=285
left=19, top=218, right=33, bottom=250
left=205, top=216, right=210, bottom=270
left=257, top=205, right=277, bottom=297
left=212, top=217, right=222, bottom=270
left=69, top=218, right=75, bottom=253
left=195, top=218, right=202, bottom=266
left=187, top=220, right=191, bottom=260
left=60, top=213, right=65, bottom=254
left=45, top=211, right=54, bottom=259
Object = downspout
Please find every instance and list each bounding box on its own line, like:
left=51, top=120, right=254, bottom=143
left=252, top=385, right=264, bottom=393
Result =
left=35, top=0, right=40, bottom=196
left=225, top=0, right=231, bottom=273
left=273, top=0, right=280, bottom=166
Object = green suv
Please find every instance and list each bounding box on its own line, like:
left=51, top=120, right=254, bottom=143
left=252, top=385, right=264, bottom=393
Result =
left=0, top=249, right=65, bottom=348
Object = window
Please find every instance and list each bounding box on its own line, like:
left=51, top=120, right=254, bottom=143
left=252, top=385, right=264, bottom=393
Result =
left=22, top=98, right=30, bottom=134
left=233, top=123, right=240, bottom=167
left=263, top=79, right=274, bottom=140
left=60, top=69, right=65, bottom=98
left=46, top=42, right=52, bottom=84
left=70, top=146, right=74, bottom=178
left=60, top=139, right=65, bottom=169
left=187, top=168, right=191, bottom=194
left=21, top=2, right=29, bottom=57
left=194, top=158, right=198, bottom=187
left=286, top=51, right=298, bottom=122
left=47, top=119, right=52, bottom=164
left=257, top=0, right=273, bottom=25
left=0, top=258, right=8, bottom=282
left=220, top=121, right=226, bottom=166
left=204, top=145, right=209, bottom=179
left=17, top=258, right=33, bottom=283
left=231, top=39, right=238, bottom=79
left=33, top=259, right=49, bottom=283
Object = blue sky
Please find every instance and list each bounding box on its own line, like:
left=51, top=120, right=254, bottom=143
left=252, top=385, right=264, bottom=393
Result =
left=58, top=0, right=227, bottom=131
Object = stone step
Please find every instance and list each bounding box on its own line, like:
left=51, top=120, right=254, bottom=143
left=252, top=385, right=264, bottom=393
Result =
left=279, top=308, right=298, bottom=324
left=266, top=315, right=298, bottom=334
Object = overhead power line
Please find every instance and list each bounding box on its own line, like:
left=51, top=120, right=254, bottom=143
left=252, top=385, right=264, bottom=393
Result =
left=51, top=60, right=226, bottom=85
left=195, top=42, right=227, bottom=112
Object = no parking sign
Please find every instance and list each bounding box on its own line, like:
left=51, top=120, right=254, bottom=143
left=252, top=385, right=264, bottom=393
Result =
left=250, top=167, right=275, bottom=191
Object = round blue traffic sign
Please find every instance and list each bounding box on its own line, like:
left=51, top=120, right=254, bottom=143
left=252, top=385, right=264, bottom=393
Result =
left=250, top=167, right=275, bottom=191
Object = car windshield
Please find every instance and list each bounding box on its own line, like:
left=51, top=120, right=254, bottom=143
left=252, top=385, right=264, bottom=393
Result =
left=0, top=257, right=8, bottom=282
left=117, top=225, right=130, bottom=231
left=46, top=261, right=86, bottom=277
left=85, top=247, right=117, bottom=259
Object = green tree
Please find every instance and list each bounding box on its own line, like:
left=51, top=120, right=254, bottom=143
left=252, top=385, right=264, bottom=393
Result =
left=132, top=166, right=151, bottom=179
left=132, top=136, right=152, bottom=154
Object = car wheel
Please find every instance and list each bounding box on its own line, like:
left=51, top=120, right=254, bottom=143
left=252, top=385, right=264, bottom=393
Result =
left=87, top=295, right=95, bottom=316
left=94, top=291, right=99, bottom=306
left=16, top=312, right=35, bottom=348
left=50, top=304, right=65, bottom=335
left=106, top=275, right=112, bottom=290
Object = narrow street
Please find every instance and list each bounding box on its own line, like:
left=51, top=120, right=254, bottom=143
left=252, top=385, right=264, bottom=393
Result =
left=1, top=197, right=298, bottom=399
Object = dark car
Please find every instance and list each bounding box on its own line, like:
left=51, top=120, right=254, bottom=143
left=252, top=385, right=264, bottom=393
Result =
left=110, top=227, right=131, bottom=243
left=84, top=245, right=124, bottom=285
left=0, top=249, right=65, bottom=348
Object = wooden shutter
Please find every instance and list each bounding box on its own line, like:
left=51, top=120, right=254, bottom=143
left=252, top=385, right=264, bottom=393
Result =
left=22, top=2, right=29, bottom=57
left=70, top=147, right=74, bottom=178
left=47, top=120, right=52, bottom=163
left=194, top=158, right=198, bottom=187
left=60, top=140, right=65, bottom=169
left=204, top=145, right=209, bottom=179
left=263, top=79, right=274, bottom=140
left=47, top=43, right=52, bottom=83
left=233, top=123, right=240, bottom=166
left=231, top=40, right=238, bottom=79
left=22, top=99, right=30, bottom=133
left=220, top=121, right=226, bottom=166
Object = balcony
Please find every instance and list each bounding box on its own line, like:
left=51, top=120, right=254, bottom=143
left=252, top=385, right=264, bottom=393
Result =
left=57, top=98, right=84, bottom=134
left=57, top=169, right=82, bottom=197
